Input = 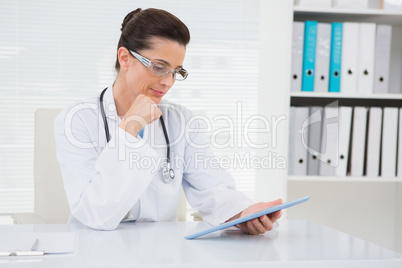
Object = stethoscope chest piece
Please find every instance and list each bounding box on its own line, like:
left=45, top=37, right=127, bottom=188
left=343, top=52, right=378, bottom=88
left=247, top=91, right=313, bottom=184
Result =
left=162, top=162, right=175, bottom=183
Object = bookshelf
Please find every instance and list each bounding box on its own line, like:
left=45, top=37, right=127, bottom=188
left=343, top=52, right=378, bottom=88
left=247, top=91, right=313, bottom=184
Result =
left=267, top=0, right=402, bottom=254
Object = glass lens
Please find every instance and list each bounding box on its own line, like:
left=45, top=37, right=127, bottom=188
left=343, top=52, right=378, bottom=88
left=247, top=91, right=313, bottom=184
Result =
left=152, top=62, right=170, bottom=76
left=150, top=61, right=188, bottom=81
left=175, top=69, right=188, bottom=81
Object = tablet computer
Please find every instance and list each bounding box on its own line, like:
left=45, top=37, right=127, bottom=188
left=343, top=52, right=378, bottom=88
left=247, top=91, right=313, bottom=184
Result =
left=184, top=196, right=310, bottom=239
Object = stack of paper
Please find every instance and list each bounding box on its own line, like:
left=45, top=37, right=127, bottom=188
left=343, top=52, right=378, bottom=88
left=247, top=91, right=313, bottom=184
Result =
left=0, top=232, right=76, bottom=256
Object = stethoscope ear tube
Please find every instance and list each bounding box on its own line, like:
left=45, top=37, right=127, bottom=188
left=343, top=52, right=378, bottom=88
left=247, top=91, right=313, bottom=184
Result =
left=100, top=87, right=174, bottom=183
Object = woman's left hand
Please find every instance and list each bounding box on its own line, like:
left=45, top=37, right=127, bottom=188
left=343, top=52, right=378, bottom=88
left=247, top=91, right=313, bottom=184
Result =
left=227, top=199, right=283, bottom=235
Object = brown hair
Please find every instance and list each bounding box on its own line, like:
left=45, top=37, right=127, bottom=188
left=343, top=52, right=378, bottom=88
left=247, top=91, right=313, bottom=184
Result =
left=115, top=8, right=190, bottom=71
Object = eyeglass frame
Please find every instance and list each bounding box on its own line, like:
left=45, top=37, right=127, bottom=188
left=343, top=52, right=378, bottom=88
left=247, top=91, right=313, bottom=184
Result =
left=128, top=49, right=188, bottom=81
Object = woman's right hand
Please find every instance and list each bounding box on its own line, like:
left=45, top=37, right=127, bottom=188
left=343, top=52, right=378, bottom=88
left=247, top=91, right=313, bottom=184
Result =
left=118, top=94, right=162, bottom=138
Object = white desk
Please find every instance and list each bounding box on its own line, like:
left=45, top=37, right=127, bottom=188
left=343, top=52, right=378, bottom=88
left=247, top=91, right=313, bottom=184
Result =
left=0, top=220, right=401, bottom=267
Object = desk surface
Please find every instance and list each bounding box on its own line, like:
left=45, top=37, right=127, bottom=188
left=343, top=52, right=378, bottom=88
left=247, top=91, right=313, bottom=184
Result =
left=0, top=220, right=401, bottom=268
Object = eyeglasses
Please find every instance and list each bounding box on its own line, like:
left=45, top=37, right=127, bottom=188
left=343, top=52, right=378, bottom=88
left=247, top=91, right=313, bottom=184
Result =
left=129, top=49, right=188, bottom=81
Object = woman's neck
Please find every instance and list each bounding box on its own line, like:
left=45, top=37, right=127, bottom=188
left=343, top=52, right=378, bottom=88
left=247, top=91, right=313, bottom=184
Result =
left=113, top=74, right=136, bottom=118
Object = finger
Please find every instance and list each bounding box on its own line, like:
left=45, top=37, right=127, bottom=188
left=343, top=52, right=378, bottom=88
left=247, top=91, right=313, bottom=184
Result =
left=155, top=106, right=162, bottom=118
left=268, top=210, right=282, bottom=222
left=259, top=215, right=273, bottom=231
left=247, top=220, right=260, bottom=235
left=250, top=218, right=268, bottom=234
left=150, top=107, right=162, bottom=122
left=237, top=223, right=249, bottom=234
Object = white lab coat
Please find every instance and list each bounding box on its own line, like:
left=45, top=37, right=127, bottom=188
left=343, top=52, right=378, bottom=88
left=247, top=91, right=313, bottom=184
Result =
left=54, top=85, right=253, bottom=230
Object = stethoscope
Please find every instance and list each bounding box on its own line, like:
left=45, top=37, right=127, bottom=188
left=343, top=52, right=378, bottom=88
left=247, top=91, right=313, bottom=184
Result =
left=99, top=87, right=175, bottom=183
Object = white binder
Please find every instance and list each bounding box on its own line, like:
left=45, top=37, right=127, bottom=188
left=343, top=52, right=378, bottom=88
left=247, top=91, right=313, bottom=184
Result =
left=365, top=107, right=382, bottom=177
left=397, top=108, right=402, bottom=177
left=340, top=22, right=359, bottom=94
left=350, top=107, right=368, bottom=177
left=357, top=23, right=376, bottom=95
left=314, top=23, right=331, bottom=93
left=288, top=107, right=309, bottom=176
left=291, top=22, right=305, bottom=92
left=307, top=106, right=323, bottom=176
left=381, top=107, right=398, bottom=177
left=373, top=25, right=392, bottom=94
left=288, top=107, right=297, bottom=175
left=389, top=26, right=402, bottom=94
left=336, top=107, right=352, bottom=176
left=319, top=106, right=338, bottom=176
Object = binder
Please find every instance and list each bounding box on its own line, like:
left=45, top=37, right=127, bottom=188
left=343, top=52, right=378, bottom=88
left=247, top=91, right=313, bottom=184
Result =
left=329, top=22, right=343, bottom=93
left=319, top=106, right=338, bottom=176
left=288, top=107, right=297, bottom=175
left=397, top=108, right=402, bottom=177
left=340, top=23, right=359, bottom=94
left=365, top=107, right=382, bottom=177
left=350, top=107, right=367, bottom=177
left=288, top=107, right=309, bottom=176
left=336, top=107, right=352, bottom=176
left=357, top=23, right=376, bottom=95
left=301, top=21, right=318, bottom=92
left=306, top=106, right=323, bottom=175
left=383, top=0, right=402, bottom=10
left=381, top=107, right=398, bottom=177
left=389, top=26, right=402, bottom=94
left=373, top=25, right=392, bottom=94
left=291, top=22, right=305, bottom=92
left=314, top=23, right=331, bottom=93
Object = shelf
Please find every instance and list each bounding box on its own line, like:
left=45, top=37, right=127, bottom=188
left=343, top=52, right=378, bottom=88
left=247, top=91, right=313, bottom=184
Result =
left=290, top=92, right=402, bottom=107
left=290, top=91, right=402, bottom=99
left=293, top=6, right=402, bottom=16
left=293, top=6, right=402, bottom=26
left=288, top=175, right=402, bottom=182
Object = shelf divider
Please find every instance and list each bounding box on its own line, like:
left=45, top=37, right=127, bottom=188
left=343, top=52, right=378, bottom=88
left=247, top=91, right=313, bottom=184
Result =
left=293, top=6, right=402, bottom=26
left=290, top=92, right=402, bottom=107
left=288, top=175, right=402, bottom=182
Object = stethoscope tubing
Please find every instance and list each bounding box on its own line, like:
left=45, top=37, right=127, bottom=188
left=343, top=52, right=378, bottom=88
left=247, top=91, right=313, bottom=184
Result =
left=100, top=88, right=111, bottom=143
left=99, top=87, right=174, bottom=182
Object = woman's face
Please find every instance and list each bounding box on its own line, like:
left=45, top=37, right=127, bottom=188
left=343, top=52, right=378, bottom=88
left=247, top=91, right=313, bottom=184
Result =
left=124, top=37, right=186, bottom=104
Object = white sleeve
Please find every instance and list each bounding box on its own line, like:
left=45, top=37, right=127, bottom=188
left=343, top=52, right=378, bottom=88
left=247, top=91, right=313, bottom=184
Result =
left=181, top=109, right=253, bottom=226
left=54, top=110, right=162, bottom=230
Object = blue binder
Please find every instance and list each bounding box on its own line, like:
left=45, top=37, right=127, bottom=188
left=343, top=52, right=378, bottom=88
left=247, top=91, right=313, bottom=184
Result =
left=329, top=22, right=343, bottom=93
left=301, top=21, right=318, bottom=92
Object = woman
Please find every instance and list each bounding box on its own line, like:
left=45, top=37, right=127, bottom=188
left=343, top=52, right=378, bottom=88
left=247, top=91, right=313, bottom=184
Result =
left=55, top=8, right=282, bottom=232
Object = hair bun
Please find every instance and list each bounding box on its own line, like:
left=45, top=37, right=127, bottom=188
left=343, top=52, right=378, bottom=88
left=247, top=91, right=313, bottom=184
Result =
left=121, top=8, right=141, bottom=31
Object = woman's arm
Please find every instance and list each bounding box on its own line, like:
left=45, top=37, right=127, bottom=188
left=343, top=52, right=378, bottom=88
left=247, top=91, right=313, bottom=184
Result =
left=54, top=106, right=161, bottom=230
